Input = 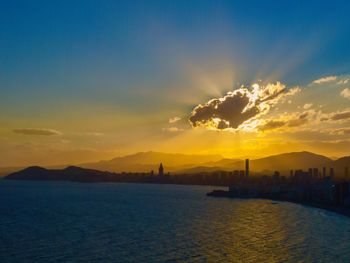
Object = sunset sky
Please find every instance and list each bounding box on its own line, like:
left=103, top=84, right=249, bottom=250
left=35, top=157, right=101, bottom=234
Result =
left=1, top=1, right=350, bottom=167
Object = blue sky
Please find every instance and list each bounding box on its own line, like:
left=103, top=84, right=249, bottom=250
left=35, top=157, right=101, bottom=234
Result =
left=2, top=1, right=350, bottom=94
left=1, top=1, right=350, bottom=166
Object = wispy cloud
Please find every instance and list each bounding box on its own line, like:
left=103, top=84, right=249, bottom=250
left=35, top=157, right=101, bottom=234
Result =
left=321, top=109, right=350, bottom=122
left=169, top=116, right=181, bottom=124
left=189, top=82, right=300, bottom=130
left=330, top=128, right=350, bottom=135
left=337, top=78, right=349, bottom=85
left=13, top=128, right=61, bottom=136
left=311, top=75, right=337, bottom=85
left=258, top=111, right=312, bottom=131
left=303, top=103, right=313, bottom=110
left=340, top=88, right=350, bottom=99
left=162, top=127, right=184, bottom=132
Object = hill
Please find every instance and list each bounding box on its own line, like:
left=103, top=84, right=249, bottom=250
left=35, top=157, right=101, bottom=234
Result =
left=250, top=151, right=333, bottom=172
left=5, top=166, right=113, bottom=182
left=2, top=151, right=349, bottom=178
left=176, top=152, right=347, bottom=177
left=81, top=151, right=223, bottom=172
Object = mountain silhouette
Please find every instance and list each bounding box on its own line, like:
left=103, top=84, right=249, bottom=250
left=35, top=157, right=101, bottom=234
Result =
left=175, top=151, right=347, bottom=177
left=81, top=151, right=223, bottom=172
left=5, top=166, right=113, bottom=182
left=1, top=151, right=349, bottom=177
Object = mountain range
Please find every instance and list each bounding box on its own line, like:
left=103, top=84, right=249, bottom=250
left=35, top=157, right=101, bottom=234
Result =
left=81, top=151, right=350, bottom=177
left=1, top=151, right=349, bottom=177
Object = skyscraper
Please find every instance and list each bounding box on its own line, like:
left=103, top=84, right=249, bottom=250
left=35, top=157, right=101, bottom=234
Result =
left=245, top=159, right=249, bottom=178
left=322, top=167, right=326, bottom=178
left=158, top=163, right=164, bottom=176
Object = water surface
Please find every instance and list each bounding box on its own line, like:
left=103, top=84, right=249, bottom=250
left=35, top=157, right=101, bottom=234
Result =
left=1, top=180, right=350, bottom=262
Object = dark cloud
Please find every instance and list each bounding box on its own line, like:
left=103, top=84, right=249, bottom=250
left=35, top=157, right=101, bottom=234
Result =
left=330, top=111, right=350, bottom=121
left=189, top=83, right=299, bottom=130
left=189, top=90, right=259, bottom=129
left=13, top=128, right=61, bottom=136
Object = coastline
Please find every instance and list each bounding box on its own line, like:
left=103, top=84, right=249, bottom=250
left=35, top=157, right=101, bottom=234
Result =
left=207, top=190, right=350, bottom=218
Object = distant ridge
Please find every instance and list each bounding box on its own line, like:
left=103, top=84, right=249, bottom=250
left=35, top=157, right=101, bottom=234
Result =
left=5, top=166, right=113, bottom=182
left=174, top=151, right=347, bottom=176
left=2, top=151, right=350, bottom=177
left=81, top=151, right=223, bottom=173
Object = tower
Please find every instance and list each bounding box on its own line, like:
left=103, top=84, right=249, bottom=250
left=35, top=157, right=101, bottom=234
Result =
left=245, top=159, right=249, bottom=178
left=158, top=163, right=164, bottom=176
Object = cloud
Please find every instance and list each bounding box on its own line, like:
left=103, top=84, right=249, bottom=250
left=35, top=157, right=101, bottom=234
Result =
left=321, top=110, right=350, bottom=122
left=258, top=120, right=286, bottom=131
left=330, top=111, right=350, bottom=121
left=169, top=116, right=181, bottom=124
left=189, top=82, right=300, bottom=130
left=311, top=76, right=337, bottom=85
left=258, top=111, right=311, bottom=131
left=13, top=128, right=61, bottom=136
left=340, top=88, right=350, bottom=99
left=162, top=127, right=184, bottom=132
left=337, top=78, right=349, bottom=85
left=330, top=128, right=350, bottom=135
left=85, top=132, right=104, bottom=137
left=303, top=103, right=313, bottom=110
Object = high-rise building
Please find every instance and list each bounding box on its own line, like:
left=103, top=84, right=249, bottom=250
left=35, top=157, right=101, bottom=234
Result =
left=345, top=167, right=349, bottom=179
left=245, top=159, right=249, bottom=178
left=158, top=163, right=164, bottom=176
left=308, top=168, right=312, bottom=176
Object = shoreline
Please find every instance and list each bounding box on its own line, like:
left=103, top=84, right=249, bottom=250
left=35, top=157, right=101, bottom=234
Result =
left=207, top=190, right=350, bottom=218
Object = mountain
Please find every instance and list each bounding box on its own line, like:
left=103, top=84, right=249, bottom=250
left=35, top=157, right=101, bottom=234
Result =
left=0, top=166, right=24, bottom=177
left=2, top=151, right=349, bottom=178
left=81, top=151, right=223, bottom=172
left=250, top=151, right=333, bottom=173
left=334, top=156, right=350, bottom=173
left=176, top=152, right=343, bottom=176
left=5, top=166, right=113, bottom=182
left=100, top=151, right=347, bottom=176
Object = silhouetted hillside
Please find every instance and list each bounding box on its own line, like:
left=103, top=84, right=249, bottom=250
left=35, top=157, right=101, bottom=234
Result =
left=250, top=151, right=333, bottom=172
left=334, top=156, right=350, bottom=172
left=176, top=152, right=348, bottom=177
left=3, top=151, right=349, bottom=177
left=0, top=166, right=23, bottom=177
left=5, top=166, right=114, bottom=182
left=81, top=151, right=223, bottom=172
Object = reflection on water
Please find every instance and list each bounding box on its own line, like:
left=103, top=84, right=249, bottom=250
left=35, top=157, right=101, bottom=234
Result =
left=0, top=180, right=350, bottom=262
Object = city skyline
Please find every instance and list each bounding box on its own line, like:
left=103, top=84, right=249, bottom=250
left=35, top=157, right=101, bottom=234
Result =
left=1, top=1, right=350, bottom=167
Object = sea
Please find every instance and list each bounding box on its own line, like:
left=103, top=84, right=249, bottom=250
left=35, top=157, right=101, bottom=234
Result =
left=1, top=180, right=350, bottom=262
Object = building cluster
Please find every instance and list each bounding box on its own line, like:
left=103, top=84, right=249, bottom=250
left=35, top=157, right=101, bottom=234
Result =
left=227, top=159, right=350, bottom=208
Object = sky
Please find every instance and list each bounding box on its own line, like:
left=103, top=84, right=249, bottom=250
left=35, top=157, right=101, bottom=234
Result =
left=1, top=0, right=350, bottom=167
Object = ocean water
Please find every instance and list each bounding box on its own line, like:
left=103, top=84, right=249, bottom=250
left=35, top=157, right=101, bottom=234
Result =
left=0, top=180, right=350, bottom=262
